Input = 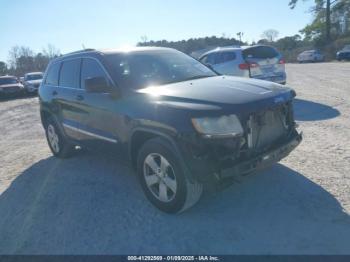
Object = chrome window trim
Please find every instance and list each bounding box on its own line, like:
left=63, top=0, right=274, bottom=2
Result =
left=44, top=55, right=117, bottom=91
left=63, top=123, right=118, bottom=143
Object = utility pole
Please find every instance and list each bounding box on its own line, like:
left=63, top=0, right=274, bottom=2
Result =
left=326, top=0, right=331, bottom=43
left=236, top=32, right=244, bottom=43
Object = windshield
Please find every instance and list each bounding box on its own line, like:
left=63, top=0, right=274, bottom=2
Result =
left=105, top=50, right=217, bottom=89
left=0, top=77, right=18, bottom=85
left=25, top=74, right=43, bottom=81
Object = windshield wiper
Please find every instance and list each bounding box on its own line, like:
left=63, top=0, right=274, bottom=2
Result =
left=182, top=75, right=216, bottom=82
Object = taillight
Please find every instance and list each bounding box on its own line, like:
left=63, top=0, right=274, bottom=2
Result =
left=239, top=62, right=259, bottom=70
left=249, top=62, right=259, bottom=68
left=239, top=63, right=250, bottom=70
left=279, top=58, right=286, bottom=64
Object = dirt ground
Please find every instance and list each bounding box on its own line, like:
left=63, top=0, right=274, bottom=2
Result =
left=0, top=63, right=349, bottom=254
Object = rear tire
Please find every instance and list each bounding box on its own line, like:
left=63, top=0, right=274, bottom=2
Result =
left=137, top=137, right=202, bottom=213
left=45, top=117, right=75, bottom=158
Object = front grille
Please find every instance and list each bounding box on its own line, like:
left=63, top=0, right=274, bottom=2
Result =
left=247, top=103, right=292, bottom=150
left=3, top=86, right=20, bottom=92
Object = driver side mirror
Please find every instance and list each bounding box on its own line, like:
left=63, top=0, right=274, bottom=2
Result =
left=85, top=76, right=113, bottom=94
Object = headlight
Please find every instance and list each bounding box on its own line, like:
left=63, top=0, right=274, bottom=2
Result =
left=191, top=114, right=244, bottom=138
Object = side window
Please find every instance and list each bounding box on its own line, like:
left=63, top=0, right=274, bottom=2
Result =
left=59, top=59, right=81, bottom=88
left=205, top=53, right=216, bottom=65
left=45, top=62, right=61, bottom=86
left=199, top=55, right=208, bottom=64
left=220, top=52, right=236, bottom=64
left=80, top=58, right=109, bottom=90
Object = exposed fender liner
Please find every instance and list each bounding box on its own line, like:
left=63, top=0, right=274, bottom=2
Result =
left=129, top=127, right=196, bottom=183
left=40, top=107, right=69, bottom=140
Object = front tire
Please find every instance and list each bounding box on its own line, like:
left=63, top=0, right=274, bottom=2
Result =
left=137, top=137, right=203, bottom=213
left=45, top=118, right=75, bottom=158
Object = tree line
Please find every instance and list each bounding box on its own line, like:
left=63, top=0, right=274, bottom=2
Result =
left=138, top=0, right=350, bottom=62
left=1, top=0, right=349, bottom=76
left=0, top=44, right=60, bottom=77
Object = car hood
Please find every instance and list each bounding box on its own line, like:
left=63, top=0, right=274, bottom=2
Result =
left=26, top=79, right=42, bottom=85
left=138, top=76, right=294, bottom=107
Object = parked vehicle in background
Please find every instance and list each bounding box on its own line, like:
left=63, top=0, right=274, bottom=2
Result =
left=24, top=72, right=43, bottom=94
left=336, top=45, right=350, bottom=61
left=39, top=47, right=301, bottom=213
left=0, top=76, right=24, bottom=97
left=19, top=77, right=24, bottom=84
left=198, top=45, right=286, bottom=85
left=297, top=50, right=324, bottom=63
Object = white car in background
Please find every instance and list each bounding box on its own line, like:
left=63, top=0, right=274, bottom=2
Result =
left=297, top=50, right=325, bottom=63
left=198, top=45, right=287, bottom=84
left=24, top=72, right=43, bottom=94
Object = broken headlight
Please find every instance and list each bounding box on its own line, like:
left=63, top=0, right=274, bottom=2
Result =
left=191, top=114, right=244, bottom=138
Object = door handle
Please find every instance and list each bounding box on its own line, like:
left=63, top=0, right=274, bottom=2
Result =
left=76, top=94, right=84, bottom=101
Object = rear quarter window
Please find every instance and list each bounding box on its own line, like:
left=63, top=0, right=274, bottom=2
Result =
left=44, top=62, right=61, bottom=86
left=243, top=46, right=279, bottom=59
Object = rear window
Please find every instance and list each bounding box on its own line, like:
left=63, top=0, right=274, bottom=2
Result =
left=59, top=59, right=81, bottom=88
left=243, top=46, right=279, bottom=59
left=45, top=62, right=61, bottom=86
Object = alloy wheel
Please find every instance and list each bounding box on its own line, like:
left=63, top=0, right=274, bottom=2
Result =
left=143, top=153, right=177, bottom=202
left=47, top=124, right=60, bottom=153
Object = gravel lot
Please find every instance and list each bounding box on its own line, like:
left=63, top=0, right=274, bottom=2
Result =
left=0, top=63, right=349, bottom=254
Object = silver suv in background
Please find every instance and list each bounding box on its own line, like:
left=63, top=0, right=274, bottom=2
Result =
left=199, top=45, right=286, bottom=84
left=297, top=50, right=325, bottom=63
left=24, top=72, right=43, bottom=94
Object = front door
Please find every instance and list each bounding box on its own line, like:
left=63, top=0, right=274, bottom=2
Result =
left=77, top=58, right=123, bottom=149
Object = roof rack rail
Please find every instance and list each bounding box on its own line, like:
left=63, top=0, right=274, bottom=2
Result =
left=64, top=48, right=96, bottom=56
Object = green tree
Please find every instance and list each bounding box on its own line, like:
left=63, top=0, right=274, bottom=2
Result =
left=289, top=0, right=340, bottom=42
left=261, top=29, right=279, bottom=42
left=0, top=61, right=8, bottom=75
left=7, top=44, right=60, bottom=76
left=138, top=36, right=243, bottom=55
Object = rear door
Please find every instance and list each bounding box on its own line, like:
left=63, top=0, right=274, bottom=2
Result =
left=242, top=46, right=284, bottom=80
left=213, top=51, right=242, bottom=76
left=55, top=58, right=86, bottom=141
left=200, top=51, right=243, bottom=76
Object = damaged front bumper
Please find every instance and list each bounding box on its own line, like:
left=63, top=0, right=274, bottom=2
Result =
left=179, top=130, right=302, bottom=182
left=220, top=131, right=302, bottom=178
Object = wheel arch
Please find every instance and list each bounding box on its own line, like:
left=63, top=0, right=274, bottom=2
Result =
left=40, top=108, right=67, bottom=139
left=40, top=108, right=53, bottom=128
left=128, top=127, right=195, bottom=182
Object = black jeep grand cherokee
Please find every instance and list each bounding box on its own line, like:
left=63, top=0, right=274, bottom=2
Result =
left=39, top=47, right=302, bottom=213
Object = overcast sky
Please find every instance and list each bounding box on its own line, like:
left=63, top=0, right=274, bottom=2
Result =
left=1, top=0, right=314, bottom=61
